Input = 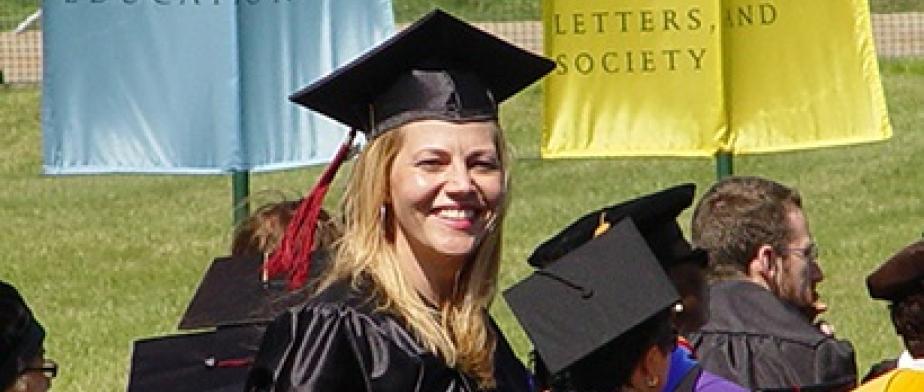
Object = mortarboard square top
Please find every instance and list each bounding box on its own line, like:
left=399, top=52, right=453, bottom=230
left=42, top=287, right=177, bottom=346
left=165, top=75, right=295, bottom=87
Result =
left=289, top=9, right=555, bottom=138
left=178, top=255, right=314, bottom=330
left=127, top=327, right=263, bottom=392
left=528, top=183, right=705, bottom=270
left=504, top=219, right=679, bottom=376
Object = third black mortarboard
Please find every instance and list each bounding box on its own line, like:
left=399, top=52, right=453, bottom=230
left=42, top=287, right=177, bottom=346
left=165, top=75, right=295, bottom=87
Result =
left=528, top=184, right=705, bottom=271
left=178, top=254, right=319, bottom=330
left=289, top=9, right=555, bottom=138
left=504, top=219, right=679, bottom=376
left=127, top=326, right=264, bottom=392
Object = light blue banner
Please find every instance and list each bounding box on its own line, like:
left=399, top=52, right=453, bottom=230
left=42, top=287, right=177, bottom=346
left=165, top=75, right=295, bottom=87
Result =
left=42, top=0, right=393, bottom=174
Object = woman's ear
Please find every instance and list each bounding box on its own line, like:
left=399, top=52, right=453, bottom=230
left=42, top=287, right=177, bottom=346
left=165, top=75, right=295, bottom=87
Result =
left=630, top=345, right=669, bottom=392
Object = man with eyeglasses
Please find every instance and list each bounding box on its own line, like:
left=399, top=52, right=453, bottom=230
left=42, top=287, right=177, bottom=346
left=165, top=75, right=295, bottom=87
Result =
left=687, top=176, right=857, bottom=391
left=0, top=281, right=57, bottom=392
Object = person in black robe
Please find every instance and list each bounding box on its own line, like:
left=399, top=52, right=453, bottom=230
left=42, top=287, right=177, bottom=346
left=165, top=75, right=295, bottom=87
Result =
left=243, top=9, right=554, bottom=392
left=506, top=218, right=681, bottom=392
left=520, top=184, right=744, bottom=392
left=126, top=196, right=334, bottom=391
left=1, top=281, right=57, bottom=392
left=687, top=176, right=856, bottom=391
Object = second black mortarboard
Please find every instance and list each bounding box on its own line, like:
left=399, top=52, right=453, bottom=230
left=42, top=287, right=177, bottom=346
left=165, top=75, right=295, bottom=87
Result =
left=289, top=9, right=555, bottom=138
left=178, top=254, right=320, bottom=330
left=528, top=183, right=705, bottom=271
left=504, top=219, right=679, bottom=376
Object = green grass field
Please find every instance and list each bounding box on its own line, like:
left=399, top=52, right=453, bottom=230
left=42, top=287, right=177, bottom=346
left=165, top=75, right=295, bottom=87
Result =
left=870, top=0, right=924, bottom=13
left=1, top=57, right=920, bottom=391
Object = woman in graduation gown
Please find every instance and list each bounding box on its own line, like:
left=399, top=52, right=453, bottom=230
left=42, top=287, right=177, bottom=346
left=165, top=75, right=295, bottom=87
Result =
left=244, top=10, right=554, bottom=392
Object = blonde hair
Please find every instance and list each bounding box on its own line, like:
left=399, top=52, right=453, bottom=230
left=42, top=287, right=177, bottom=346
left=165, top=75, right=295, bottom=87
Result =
left=318, top=121, right=510, bottom=388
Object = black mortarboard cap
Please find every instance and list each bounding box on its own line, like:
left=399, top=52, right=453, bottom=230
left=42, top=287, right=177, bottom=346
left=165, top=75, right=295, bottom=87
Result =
left=504, top=219, right=679, bottom=376
left=126, top=326, right=264, bottom=392
left=272, top=10, right=553, bottom=290
left=0, top=281, right=45, bottom=390
left=289, top=9, right=555, bottom=138
left=178, top=254, right=320, bottom=330
left=528, top=184, right=706, bottom=270
left=867, top=240, right=924, bottom=302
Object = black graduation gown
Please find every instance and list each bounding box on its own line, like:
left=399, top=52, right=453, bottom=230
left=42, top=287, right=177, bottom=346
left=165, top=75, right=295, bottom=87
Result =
left=687, top=280, right=857, bottom=391
left=244, top=282, right=534, bottom=392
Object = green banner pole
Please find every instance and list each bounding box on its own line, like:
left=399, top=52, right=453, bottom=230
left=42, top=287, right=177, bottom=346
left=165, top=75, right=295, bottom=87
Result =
left=715, top=151, right=734, bottom=180
left=232, top=170, right=250, bottom=225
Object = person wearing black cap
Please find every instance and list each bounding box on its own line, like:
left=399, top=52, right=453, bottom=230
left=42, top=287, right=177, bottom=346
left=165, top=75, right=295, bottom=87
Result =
left=0, top=281, right=57, bottom=392
left=525, top=184, right=744, bottom=392
left=527, top=184, right=711, bottom=337
left=688, top=176, right=856, bottom=391
left=507, top=218, right=680, bottom=392
left=125, top=198, right=328, bottom=391
left=856, top=240, right=924, bottom=390
left=244, top=9, right=554, bottom=392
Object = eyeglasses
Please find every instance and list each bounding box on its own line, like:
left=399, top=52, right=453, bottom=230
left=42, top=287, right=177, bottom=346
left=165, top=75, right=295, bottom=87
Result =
left=23, top=359, right=58, bottom=379
left=779, top=243, right=819, bottom=262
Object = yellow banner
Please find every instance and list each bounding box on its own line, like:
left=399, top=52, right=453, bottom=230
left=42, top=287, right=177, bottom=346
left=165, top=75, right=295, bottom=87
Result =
left=541, top=0, right=891, bottom=157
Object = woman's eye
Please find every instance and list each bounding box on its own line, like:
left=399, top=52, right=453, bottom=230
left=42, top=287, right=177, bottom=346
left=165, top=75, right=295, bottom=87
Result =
left=472, top=159, right=500, bottom=171
left=415, top=159, right=444, bottom=169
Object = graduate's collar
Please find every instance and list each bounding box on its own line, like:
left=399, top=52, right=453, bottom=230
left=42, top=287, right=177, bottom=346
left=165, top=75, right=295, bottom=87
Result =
left=898, top=350, right=924, bottom=370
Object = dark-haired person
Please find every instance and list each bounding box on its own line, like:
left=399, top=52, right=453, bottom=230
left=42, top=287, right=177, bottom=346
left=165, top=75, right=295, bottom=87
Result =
left=244, top=9, right=554, bottom=392
left=549, top=309, right=678, bottom=392
left=507, top=218, right=680, bottom=392
left=524, top=184, right=744, bottom=392
left=1, top=281, right=57, bottom=392
left=856, top=240, right=924, bottom=390
left=688, top=176, right=856, bottom=390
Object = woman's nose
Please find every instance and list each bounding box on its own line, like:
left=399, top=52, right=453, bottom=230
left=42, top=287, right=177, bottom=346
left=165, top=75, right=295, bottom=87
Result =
left=444, top=164, right=474, bottom=193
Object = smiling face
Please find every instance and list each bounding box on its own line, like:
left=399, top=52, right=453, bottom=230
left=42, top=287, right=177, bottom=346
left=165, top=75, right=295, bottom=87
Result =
left=387, top=120, right=506, bottom=272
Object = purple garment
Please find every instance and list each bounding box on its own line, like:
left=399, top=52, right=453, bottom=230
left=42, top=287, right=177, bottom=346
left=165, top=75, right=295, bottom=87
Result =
left=664, top=346, right=698, bottom=392
left=664, top=344, right=746, bottom=392
left=695, top=370, right=748, bottom=392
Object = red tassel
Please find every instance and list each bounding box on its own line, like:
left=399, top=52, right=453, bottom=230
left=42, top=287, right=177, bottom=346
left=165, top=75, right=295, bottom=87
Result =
left=215, top=357, right=253, bottom=368
left=265, top=129, right=357, bottom=290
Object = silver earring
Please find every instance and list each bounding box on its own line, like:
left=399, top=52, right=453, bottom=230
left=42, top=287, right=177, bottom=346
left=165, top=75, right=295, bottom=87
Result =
left=379, top=205, right=387, bottom=226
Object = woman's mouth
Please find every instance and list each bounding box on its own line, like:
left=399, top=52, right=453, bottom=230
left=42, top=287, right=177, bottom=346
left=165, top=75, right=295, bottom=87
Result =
left=435, top=208, right=478, bottom=230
